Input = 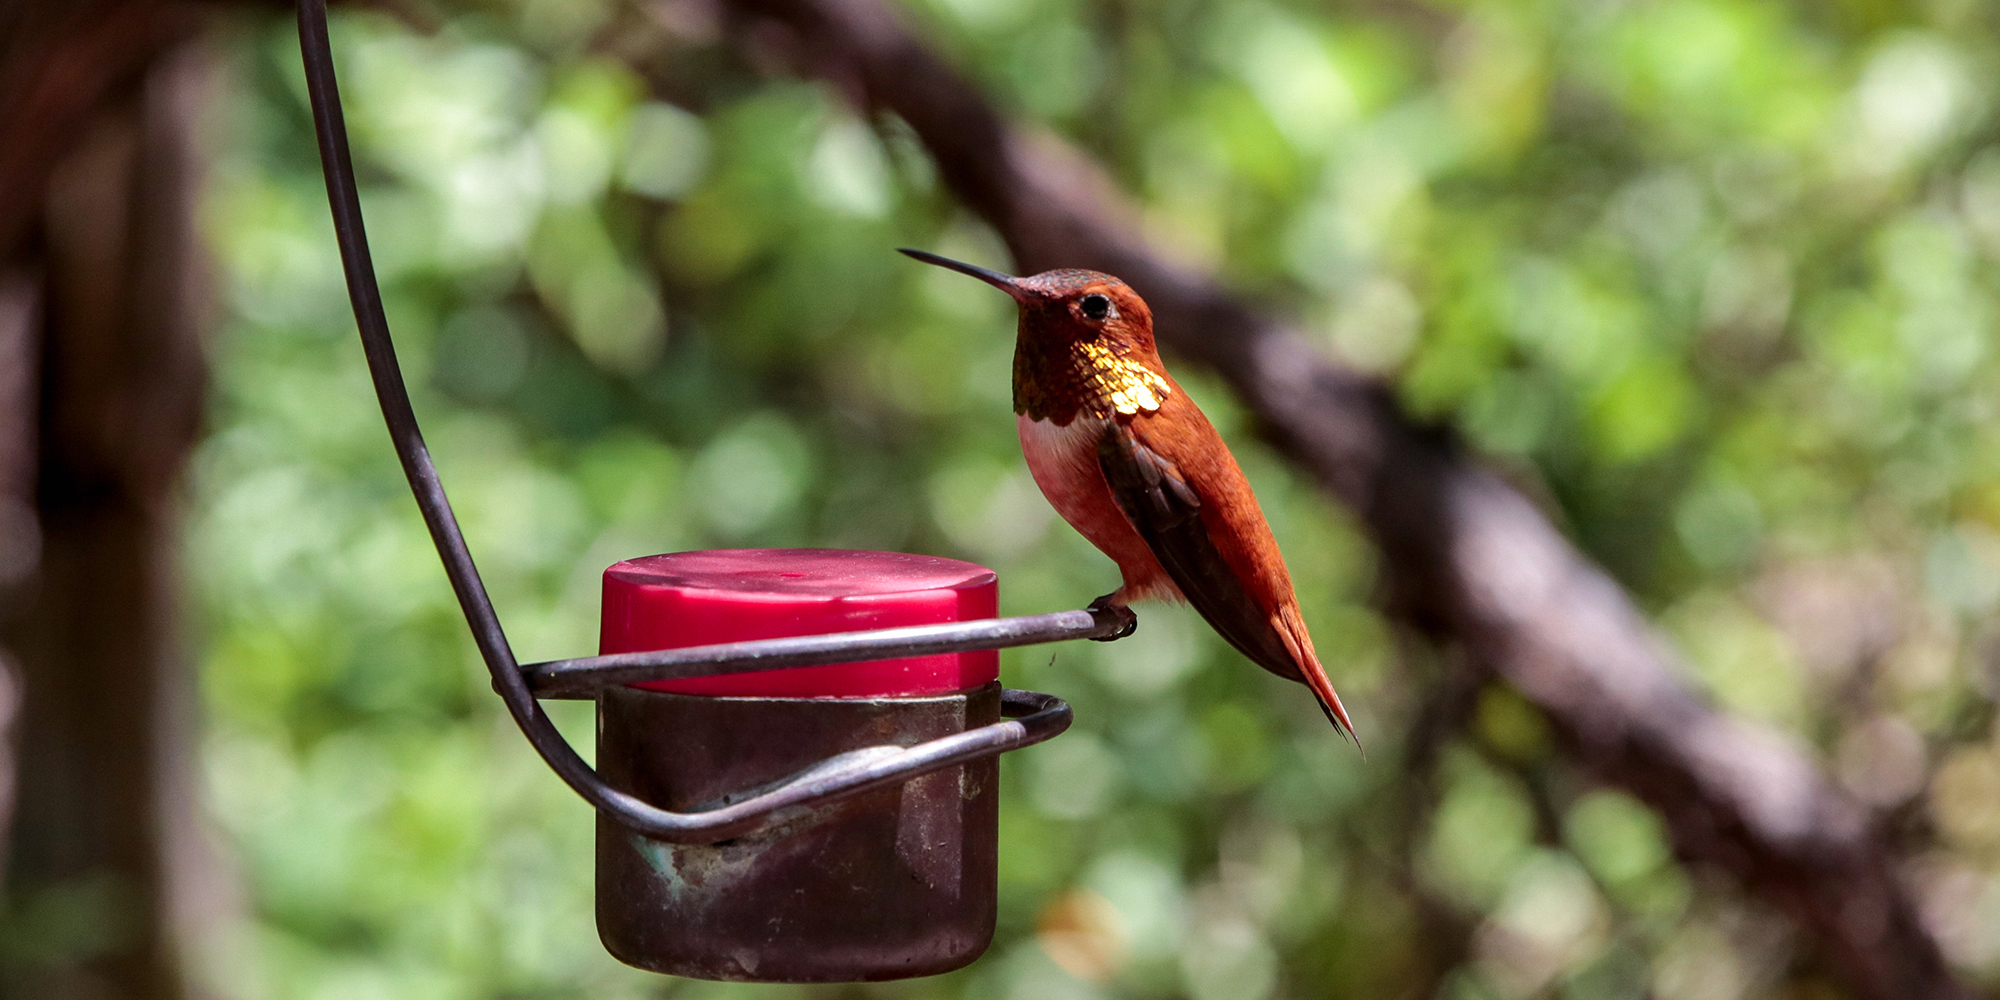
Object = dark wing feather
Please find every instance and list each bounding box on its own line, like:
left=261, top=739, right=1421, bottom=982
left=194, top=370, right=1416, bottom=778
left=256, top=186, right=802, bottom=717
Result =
left=1096, top=426, right=1302, bottom=683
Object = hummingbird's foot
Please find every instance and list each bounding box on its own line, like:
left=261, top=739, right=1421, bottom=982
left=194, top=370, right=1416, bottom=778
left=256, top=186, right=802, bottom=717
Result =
left=1086, top=594, right=1138, bottom=641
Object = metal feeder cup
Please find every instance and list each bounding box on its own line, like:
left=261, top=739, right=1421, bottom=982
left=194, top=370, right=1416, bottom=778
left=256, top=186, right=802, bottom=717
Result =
left=596, top=550, right=1006, bottom=980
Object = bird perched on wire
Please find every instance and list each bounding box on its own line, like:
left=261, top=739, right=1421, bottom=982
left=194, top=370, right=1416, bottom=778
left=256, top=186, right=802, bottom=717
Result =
left=901, top=249, right=1355, bottom=743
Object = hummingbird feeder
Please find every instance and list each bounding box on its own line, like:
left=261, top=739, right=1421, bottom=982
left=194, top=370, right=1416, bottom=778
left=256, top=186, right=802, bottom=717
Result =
left=294, top=0, right=1133, bottom=982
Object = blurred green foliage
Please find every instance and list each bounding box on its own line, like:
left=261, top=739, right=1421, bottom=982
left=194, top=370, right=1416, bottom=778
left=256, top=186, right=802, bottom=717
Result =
left=185, top=0, right=2000, bottom=997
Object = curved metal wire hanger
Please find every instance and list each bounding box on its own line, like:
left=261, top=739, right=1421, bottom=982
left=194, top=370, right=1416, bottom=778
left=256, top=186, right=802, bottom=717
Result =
left=292, top=0, right=1127, bottom=843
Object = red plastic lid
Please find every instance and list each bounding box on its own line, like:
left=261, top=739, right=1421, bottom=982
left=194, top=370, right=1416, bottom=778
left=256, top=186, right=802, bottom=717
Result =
left=599, top=549, right=1000, bottom=698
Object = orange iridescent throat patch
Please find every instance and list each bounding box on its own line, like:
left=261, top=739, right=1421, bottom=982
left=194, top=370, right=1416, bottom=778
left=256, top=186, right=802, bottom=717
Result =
left=1014, top=331, right=1171, bottom=424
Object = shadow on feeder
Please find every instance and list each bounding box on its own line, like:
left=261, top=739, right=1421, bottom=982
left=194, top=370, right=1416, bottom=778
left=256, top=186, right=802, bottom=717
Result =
left=293, top=0, right=1135, bottom=982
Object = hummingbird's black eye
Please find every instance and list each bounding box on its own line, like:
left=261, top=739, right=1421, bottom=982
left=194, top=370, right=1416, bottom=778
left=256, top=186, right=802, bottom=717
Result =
left=1079, top=293, right=1113, bottom=321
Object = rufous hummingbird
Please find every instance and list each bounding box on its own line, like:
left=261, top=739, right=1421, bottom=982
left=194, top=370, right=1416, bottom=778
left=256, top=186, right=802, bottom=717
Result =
left=901, top=249, right=1356, bottom=741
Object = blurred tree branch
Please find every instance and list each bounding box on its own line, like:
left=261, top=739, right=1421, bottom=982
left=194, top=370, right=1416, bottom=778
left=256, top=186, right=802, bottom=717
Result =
left=671, top=0, right=1978, bottom=995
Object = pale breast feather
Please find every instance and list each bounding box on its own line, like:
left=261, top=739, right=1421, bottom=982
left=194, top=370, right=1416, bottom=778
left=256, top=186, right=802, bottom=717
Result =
left=1016, top=412, right=1112, bottom=540
left=1017, top=414, right=1107, bottom=521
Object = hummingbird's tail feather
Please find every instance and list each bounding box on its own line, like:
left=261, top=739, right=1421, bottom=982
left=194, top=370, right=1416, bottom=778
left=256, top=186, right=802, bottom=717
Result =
left=1275, top=602, right=1359, bottom=749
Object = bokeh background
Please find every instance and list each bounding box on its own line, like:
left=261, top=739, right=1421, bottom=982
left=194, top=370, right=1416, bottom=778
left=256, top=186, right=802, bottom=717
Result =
left=9, top=0, right=2000, bottom=998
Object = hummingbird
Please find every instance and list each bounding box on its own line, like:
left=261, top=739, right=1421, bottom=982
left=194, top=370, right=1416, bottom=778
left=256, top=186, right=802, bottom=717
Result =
left=901, top=249, right=1355, bottom=741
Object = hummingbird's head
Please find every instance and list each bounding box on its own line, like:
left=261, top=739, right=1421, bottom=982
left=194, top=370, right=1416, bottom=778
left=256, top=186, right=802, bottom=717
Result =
left=901, top=248, right=1168, bottom=421
left=898, top=249, right=1155, bottom=352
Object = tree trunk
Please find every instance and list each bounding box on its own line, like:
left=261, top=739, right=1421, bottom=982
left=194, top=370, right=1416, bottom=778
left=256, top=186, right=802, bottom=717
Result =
left=0, top=5, right=215, bottom=996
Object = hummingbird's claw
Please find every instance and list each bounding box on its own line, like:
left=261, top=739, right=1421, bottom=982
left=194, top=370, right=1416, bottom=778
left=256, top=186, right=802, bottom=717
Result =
left=1086, top=594, right=1138, bottom=641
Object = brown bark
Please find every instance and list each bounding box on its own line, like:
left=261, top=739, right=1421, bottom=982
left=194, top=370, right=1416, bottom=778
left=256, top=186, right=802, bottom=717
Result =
left=689, top=0, right=1979, bottom=995
left=0, top=2, right=207, bottom=262
left=0, top=270, right=36, bottom=881
left=0, top=4, right=216, bottom=997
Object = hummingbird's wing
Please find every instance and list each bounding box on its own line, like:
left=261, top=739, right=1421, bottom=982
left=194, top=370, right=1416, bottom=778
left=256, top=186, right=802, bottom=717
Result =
left=1094, top=426, right=1301, bottom=682
left=1096, top=422, right=1357, bottom=741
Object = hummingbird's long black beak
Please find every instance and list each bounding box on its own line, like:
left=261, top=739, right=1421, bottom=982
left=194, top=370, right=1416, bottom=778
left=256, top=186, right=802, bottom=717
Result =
left=898, top=248, right=1034, bottom=303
